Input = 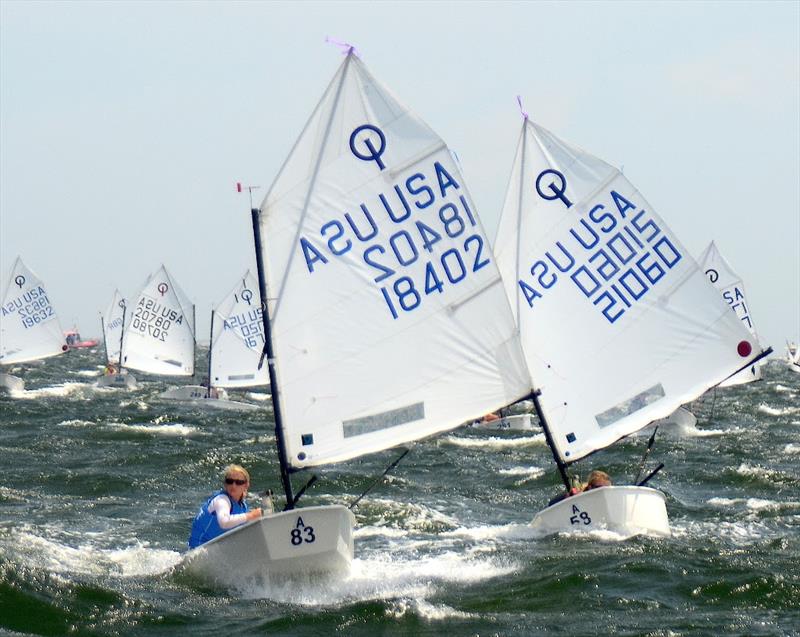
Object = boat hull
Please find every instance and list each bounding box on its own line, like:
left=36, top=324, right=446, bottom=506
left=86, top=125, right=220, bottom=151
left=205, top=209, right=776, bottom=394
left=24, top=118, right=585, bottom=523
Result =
left=96, top=372, right=138, bottom=390
left=159, top=385, right=259, bottom=411
left=474, top=414, right=534, bottom=431
left=179, top=505, right=355, bottom=587
left=0, top=372, right=25, bottom=393
left=530, top=486, right=670, bottom=538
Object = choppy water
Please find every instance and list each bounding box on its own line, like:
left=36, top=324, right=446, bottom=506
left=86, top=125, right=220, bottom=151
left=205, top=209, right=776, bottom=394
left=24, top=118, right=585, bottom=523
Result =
left=1, top=347, right=798, bottom=636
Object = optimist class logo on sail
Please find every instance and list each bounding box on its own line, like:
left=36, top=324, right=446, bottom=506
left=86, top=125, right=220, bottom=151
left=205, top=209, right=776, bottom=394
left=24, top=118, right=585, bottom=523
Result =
left=519, top=170, right=683, bottom=324
left=297, top=123, right=492, bottom=320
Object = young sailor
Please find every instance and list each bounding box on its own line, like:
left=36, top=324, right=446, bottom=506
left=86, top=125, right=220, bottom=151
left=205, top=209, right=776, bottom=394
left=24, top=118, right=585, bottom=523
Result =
left=188, top=464, right=262, bottom=548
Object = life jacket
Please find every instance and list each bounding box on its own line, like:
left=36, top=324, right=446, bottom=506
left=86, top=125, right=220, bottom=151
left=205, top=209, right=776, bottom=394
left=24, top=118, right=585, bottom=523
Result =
left=188, top=489, right=249, bottom=549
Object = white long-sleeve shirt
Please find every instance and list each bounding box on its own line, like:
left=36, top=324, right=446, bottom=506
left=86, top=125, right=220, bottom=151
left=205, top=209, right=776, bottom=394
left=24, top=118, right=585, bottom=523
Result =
left=207, top=494, right=249, bottom=529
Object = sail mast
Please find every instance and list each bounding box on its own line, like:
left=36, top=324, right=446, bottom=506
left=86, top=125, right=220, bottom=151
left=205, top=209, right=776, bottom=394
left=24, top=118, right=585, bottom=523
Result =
left=251, top=207, right=295, bottom=509
left=531, top=390, right=571, bottom=491
left=117, top=301, right=126, bottom=370
left=206, top=310, right=215, bottom=398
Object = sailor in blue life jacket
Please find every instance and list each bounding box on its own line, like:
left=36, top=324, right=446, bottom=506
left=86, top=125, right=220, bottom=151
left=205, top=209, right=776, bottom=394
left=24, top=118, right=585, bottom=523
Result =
left=188, top=464, right=263, bottom=549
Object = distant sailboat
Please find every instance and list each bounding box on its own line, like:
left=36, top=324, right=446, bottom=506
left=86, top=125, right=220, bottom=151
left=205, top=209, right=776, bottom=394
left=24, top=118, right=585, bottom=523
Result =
left=160, top=271, right=267, bottom=410
left=180, top=49, right=530, bottom=586
left=787, top=342, right=800, bottom=373
left=96, top=290, right=138, bottom=389
left=121, top=265, right=195, bottom=377
left=492, top=114, right=770, bottom=538
left=0, top=257, right=68, bottom=392
left=698, top=241, right=765, bottom=386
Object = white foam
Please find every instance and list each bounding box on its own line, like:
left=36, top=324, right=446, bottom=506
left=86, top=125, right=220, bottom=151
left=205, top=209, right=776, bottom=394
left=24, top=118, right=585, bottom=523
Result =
left=441, top=522, right=538, bottom=542
left=440, top=434, right=545, bottom=449
left=18, top=382, right=90, bottom=399
left=785, top=443, right=800, bottom=454
left=56, top=419, right=94, bottom=428
left=75, top=369, right=101, bottom=377
left=387, top=598, right=477, bottom=621
left=105, top=422, right=199, bottom=436
left=0, top=527, right=181, bottom=578
left=246, top=392, right=271, bottom=402
left=236, top=550, right=517, bottom=605
left=758, top=403, right=798, bottom=416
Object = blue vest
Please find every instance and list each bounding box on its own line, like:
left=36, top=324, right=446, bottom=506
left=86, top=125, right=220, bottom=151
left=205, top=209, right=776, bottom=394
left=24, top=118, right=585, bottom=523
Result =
left=188, top=489, right=249, bottom=549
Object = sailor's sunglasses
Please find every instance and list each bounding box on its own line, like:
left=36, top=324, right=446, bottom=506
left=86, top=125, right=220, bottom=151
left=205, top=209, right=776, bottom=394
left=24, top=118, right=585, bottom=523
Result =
left=225, top=478, right=247, bottom=485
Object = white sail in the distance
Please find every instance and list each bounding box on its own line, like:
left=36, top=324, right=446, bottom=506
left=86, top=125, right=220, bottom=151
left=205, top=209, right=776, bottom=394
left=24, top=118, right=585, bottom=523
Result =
left=493, top=119, right=766, bottom=464
left=0, top=257, right=67, bottom=365
left=256, top=52, right=530, bottom=469
left=210, top=271, right=269, bottom=388
left=102, top=289, right=127, bottom=365
left=698, top=241, right=763, bottom=386
left=121, top=265, right=195, bottom=376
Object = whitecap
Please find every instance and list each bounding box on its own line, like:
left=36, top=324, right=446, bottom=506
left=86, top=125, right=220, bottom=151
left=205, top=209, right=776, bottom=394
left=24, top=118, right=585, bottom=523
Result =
left=105, top=422, right=199, bottom=436
left=387, top=598, right=477, bottom=621
left=785, top=443, right=800, bottom=454
left=758, top=403, right=797, bottom=416
left=440, top=434, right=545, bottom=449
left=235, top=550, right=517, bottom=605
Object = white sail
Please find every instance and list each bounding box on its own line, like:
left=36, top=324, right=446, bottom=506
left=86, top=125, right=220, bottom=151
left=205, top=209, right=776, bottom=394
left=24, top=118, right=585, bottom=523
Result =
left=210, top=271, right=270, bottom=388
left=255, top=52, right=530, bottom=469
left=0, top=257, right=67, bottom=365
left=494, top=119, right=766, bottom=464
left=698, top=241, right=762, bottom=386
left=121, top=265, right=195, bottom=376
left=102, top=289, right=127, bottom=365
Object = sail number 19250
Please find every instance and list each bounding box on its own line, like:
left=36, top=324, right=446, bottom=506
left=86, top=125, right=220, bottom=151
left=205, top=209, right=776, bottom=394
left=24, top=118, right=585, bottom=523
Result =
left=289, top=516, right=315, bottom=546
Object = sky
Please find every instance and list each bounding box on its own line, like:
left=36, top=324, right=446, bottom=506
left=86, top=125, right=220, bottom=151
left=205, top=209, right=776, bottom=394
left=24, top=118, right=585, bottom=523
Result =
left=1, top=0, right=798, bottom=354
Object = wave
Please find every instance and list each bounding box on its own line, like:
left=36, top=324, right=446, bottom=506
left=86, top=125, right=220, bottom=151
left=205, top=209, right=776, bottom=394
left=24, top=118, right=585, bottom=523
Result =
left=758, top=403, right=799, bottom=416
left=105, top=422, right=200, bottom=436
left=0, top=525, right=181, bottom=578
left=440, top=434, right=545, bottom=449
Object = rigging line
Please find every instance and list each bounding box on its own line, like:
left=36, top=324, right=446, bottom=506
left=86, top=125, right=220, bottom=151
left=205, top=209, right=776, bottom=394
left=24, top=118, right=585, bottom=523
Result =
left=349, top=448, right=410, bottom=510
left=634, top=425, right=659, bottom=485
left=637, top=462, right=664, bottom=488
left=289, top=475, right=319, bottom=510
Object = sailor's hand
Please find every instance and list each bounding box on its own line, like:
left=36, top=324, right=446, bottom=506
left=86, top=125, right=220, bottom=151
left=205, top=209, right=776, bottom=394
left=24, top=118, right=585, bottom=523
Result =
left=247, top=508, right=263, bottom=521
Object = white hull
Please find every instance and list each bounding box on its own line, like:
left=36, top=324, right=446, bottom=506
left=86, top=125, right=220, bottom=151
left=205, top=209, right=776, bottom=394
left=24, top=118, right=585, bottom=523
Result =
left=654, top=406, right=697, bottom=431
left=531, top=486, right=670, bottom=538
left=474, top=414, right=535, bottom=431
left=0, top=372, right=25, bottom=393
left=159, top=385, right=260, bottom=411
left=788, top=362, right=800, bottom=374
left=180, top=505, right=355, bottom=587
left=95, top=372, right=138, bottom=390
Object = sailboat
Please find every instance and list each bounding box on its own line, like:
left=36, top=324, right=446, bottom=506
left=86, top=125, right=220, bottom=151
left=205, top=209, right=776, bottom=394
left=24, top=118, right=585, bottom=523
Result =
left=698, top=241, right=764, bottom=386
left=96, top=290, right=138, bottom=389
left=0, top=257, right=68, bottom=392
left=180, top=49, right=531, bottom=585
left=120, top=265, right=195, bottom=379
left=787, top=342, right=800, bottom=373
left=492, top=113, right=771, bottom=538
left=159, top=271, right=267, bottom=410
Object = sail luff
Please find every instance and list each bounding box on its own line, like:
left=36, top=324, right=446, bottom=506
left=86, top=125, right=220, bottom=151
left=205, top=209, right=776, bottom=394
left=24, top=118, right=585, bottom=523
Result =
left=261, top=53, right=353, bottom=326
left=251, top=207, right=294, bottom=508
